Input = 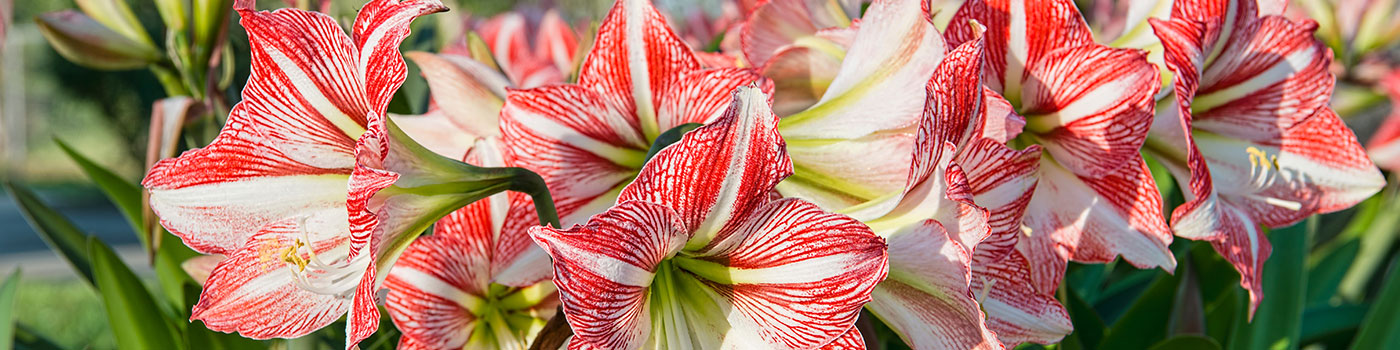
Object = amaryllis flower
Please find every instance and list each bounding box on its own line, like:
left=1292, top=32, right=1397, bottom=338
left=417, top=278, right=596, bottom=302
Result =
left=740, top=0, right=862, bottom=115
left=392, top=51, right=512, bottom=158
left=384, top=140, right=559, bottom=350
left=476, top=10, right=580, bottom=88
left=945, top=0, right=1176, bottom=294
left=1148, top=0, right=1384, bottom=314
left=500, top=0, right=765, bottom=226
left=139, top=0, right=535, bottom=345
left=1368, top=70, right=1400, bottom=171
left=530, top=86, right=888, bottom=349
left=743, top=0, right=946, bottom=213
left=850, top=34, right=1070, bottom=348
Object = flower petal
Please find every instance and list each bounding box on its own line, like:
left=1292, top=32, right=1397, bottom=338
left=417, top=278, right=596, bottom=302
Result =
left=384, top=232, right=490, bottom=349
left=971, top=248, right=1072, bottom=346
left=191, top=215, right=364, bottom=339
left=142, top=112, right=352, bottom=255
left=866, top=220, right=1001, bottom=350
left=946, top=0, right=1095, bottom=94
left=1021, top=157, right=1175, bottom=293
left=687, top=198, right=888, bottom=349
left=618, top=86, right=792, bottom=250
left=406, top=52, right=510, bottom=139
left=529, top=201, right=689, bottom=350
left=579, top=0, right=704, bottom=139
left=958, top=138, right=1041, bottom=255
left=1020, top=44, right=1159, bottom=177
left=779, top=0, right=946, bottom=141
left=500, top=84, right=649, bottom=225
left=741, top=0, right=856, bottom=68
left=351, top=0, right=447, bottom=113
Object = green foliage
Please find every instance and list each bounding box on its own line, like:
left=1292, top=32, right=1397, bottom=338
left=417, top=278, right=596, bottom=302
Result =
left=0, top=270, right=21, bottom=350
left=89, top=237, right=182, bottom=350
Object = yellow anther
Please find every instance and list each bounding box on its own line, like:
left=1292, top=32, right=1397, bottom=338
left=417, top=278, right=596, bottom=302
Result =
left=281, top=240, right=310, bottom=272
left=1246, top=146, right=1277, bottom=170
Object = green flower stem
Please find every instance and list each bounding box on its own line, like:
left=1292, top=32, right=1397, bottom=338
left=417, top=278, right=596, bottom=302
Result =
left=508, top=167, right=561, bottom=228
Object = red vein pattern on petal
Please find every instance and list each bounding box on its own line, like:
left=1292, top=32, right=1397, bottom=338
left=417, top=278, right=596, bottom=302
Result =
left=530, top=201, right=688, bottom=350
left=972, top=247, right=1072, bottom=346
left=191, top=218, right=356, bottom=339
left=868, top=220, right=1001, bottom=350
left=699, top=198, right=888, bottom=349
left=619, top=87, right=792, bottom=245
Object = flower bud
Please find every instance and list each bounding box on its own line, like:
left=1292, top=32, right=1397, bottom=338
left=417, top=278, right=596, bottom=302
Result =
left=36, top=11, right=161, bottom=70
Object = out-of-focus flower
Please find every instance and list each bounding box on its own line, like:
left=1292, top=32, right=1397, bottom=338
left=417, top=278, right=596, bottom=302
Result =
left=136, top=0, right=548, bottom=346
left=476, top=10, right=581, bottom=88
left=530, top=86, right=887, bottom=349
left=1148, top=0, right=1384, bottom=315
left=500, top=0, right=766, bottom=226
left=945, top=0, right=1176, bottom=295
left=1367, top=70, right=1400, bottom=170
left=384, top=140, right=559, bottom=350
left=741, top=0, right=862, bottom=115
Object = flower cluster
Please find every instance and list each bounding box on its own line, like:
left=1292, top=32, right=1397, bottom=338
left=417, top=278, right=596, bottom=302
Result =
left=140, top=0, right=1383, bottom=349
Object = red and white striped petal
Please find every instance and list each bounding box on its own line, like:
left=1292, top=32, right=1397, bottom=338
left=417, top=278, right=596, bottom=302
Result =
left=971, top=247, right=1072, bottom=346
left=406, top=52, right=509, bottom=139
left=820, top=328, right=867, bottom=349
left=1018, top=44, right=1159, bottom=177
left=958, top=138, right=1041, bottom=255
left=191, top=215, right=367, bottom=339
left=1205, top=203, right=1270, bottom=317
left=1193, top=110, right=1383, bottom=230
left=1021, top=157, right=1175, bottom=293
left=655, top=68, right=769, bottom=132
left=529, top=200, right=689, bottom=350
left=578, top=0, right=705, bottom=140
left=477, top=12, right=533, bottom=86
left=143, top=112, right=353, bottom=255
left=866, top=220, right=1001, bottom=350
left=946, top=0, right=1095, bottom=94
left=352, top=0, right=447, bottom=113
left=500, top=84, right=649, bottom=225
left=385, top=232, right=488, bottom=349
left=687, top=198, right=888, bottom=349
left=618, top=86, right=791, bottom=250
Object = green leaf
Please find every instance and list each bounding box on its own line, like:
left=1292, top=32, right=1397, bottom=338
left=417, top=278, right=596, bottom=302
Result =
left=89, top=237, right=182, bottom=350
left=1229, top=219, right=1311, bottom=350
left=1203, top=287, right=1241, bottom=346
left=1340, top=193, right=1400, bottom=300
left=153, top=230, right=198, bottom=314
left=1098, top=271, right=1181, bottom=349
left=1351, top=257, right=1400, bottom=349
left=0, top=269, right=20, bottom=350
left=1299, top=304, right=1367, bottom=344
left=3, top=181, right=96, bottom=285
left=1149, top=336, right=1221, bottom=350
left=1060, top=283, right=1106, bottom=350
left=1305, top=238, right=1358, bottom=306
left=13, top=324, right=63, bottom=350
left=54, top=139, right=146, bottom=241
